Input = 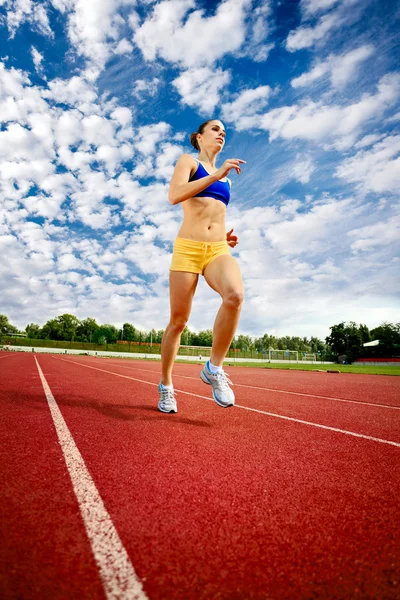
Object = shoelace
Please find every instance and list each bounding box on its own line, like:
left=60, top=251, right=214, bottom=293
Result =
left=160, top=387, right=176, bottom=406
left=214, top=370, right=233, bottom=391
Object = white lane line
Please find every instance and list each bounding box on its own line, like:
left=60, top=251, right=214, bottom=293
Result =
left=34, top=357, right=148, bottom=600
left=90, top=361, right=400, bottom=411
left=0, top=353, right=20, bottom=359
left=53, top=357, right=400, bottom=449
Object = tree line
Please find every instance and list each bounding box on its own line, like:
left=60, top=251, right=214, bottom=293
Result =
left=1, top=313, right=398, bottom=360
left=325, top=321, right=400, bottom=361
left=1, top=312, right=328, bottom=353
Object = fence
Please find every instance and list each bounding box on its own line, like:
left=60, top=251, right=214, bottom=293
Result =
left=0, top=335, right=336, bottom=363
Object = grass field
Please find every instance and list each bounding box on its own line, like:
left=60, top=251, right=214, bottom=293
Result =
left=180, top=359, right=400, bottom=376
left=3, top=343, right=398, bottom=376
left=132, top=355, right=400, bottom=376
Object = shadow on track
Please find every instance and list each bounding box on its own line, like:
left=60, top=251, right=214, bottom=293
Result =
left=55, top=395, right=213, bottom=428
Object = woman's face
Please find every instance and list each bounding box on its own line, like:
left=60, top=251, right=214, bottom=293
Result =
left=197, top=120, right=226, bottom=152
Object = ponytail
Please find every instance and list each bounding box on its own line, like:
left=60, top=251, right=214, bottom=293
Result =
left=189, top=120, right=212, bottom=152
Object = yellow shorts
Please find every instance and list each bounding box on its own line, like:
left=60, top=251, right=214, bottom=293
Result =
left=170, top=237, right=230, bottom=275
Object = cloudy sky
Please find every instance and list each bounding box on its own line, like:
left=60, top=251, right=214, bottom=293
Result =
left=0, top=0, right=399, bottom=340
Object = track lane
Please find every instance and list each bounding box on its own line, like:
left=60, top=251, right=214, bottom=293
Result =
left=98, top=357, right=400, bottom=407
left=0, top=354, right=105, bottom=600
left=35, top=354, right=400, bottom=600
left=56, top=356, right=400, bottom=443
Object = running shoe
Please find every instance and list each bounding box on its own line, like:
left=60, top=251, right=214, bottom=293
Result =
left=158, top=382, right=177, bottom=413
left=200, top=361, right=235, bottom=407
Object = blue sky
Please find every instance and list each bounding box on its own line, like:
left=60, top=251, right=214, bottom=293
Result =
left=0, top=0, right=399, bottom=340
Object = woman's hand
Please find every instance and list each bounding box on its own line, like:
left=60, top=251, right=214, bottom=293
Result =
left=216, top=158, right=246, bottom=179
left=226, top=228, right=239, bottom=248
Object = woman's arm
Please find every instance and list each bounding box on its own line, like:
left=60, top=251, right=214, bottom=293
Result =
left=168, top=154, right=245, bottom=205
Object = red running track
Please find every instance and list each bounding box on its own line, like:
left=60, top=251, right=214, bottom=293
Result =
left=1, top=352, right=399, bottom=599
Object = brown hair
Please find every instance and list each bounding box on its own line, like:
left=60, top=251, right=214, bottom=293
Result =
left=190, top=120, right=213, bottom=152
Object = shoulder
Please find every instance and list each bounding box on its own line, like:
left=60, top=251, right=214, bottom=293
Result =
left=176, top=153, right=198, bottom=168
left=173, top=153, right=199, bottom=180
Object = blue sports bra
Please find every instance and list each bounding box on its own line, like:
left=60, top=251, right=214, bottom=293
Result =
left=189, top=160, right=231, bottom=206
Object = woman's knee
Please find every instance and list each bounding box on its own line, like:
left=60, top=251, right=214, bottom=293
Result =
left=223, top=288, right=244, bottom=310
left=168, top=314, right=188, bottom=334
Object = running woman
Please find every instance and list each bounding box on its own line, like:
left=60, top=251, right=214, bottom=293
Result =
left=158, top=119, right=245, bottom=413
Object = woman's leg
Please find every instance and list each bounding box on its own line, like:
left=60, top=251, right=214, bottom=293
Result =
left=203, top=254, right=244, bottom=366
left=161, top=270, right=199, bottom=386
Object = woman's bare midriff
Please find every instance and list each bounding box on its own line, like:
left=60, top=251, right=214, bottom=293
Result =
left=177, top=195, right=227, bottom=242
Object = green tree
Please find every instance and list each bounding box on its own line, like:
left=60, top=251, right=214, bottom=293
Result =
left=197, top=329, right=213, bottom=347
left=93, top=324, right=119, bottom=344
left=254, top=333, right=270, bottom=352
left=155, top=329, right=164, bottom=344
left=359, top=324, right=371, bottom=344
left=235, top=335, right=253, bottom=351
left=254, top=333, right=280, bottom=351
left=370, top=322, right=400, bottom=356
left=25, top=323, right=42, bottom=339
left=41, top=318, right=62, bottom=340
left=310, top=336, right=326, bottom=355
left=181, top=326, right=191, bottom=345
left=0, top=314, right=19, bottom=335
left=326, top=322, right=347, bottom=356
left=136, top=329, right=146, bottom=345
left=0, top=314, right=9, bottom=334
left=122, top=323, right=136, bottom=341
left=76, top=318, right=99, bottom=342
left=57, top=314, right=80, bottom=341
left=148, top=328, right=157, bottom=345
left=326, top=322, right=364, bottom=362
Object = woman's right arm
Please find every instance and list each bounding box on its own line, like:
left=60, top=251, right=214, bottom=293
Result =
left=168, top=154, right=245, bottom=205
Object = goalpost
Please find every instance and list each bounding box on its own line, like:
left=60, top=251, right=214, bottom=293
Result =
left=301, top=353, right=317, bottom=361
left=268, top=349, right=298, bottom=362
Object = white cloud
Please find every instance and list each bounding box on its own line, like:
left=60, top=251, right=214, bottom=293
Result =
left=134, top=0, right=251, bottom=69
left=5, top=0, right=54, bottom=38
left=330, top=45, right=374, bottom=88
left=291, top=63, right=330, bottom=88
left=263, top=197, right=355, bottom=255
left=42, top=76, right=97, bottom=113
left=286, top=11, right=341, bottom=51
left=155, top=143, right=183, bottom=181
left=132, top=77, right=161, bottom=100
left=291, top=45, right=374, bottom=89
left=246, top=73, right=400, bottom=149
left=31, top=46, right=44, bottom=74
left=114, top=38, right=134, bottom=55
left=238, top=0, right=274, bottom=62
left=0, top=62, right=49, bottom=124
left=286, top=0, right=364, bottom=52
left=348, top=219, right=400, bottom=253
left=134, top=121, right=171, bottom=156
left=301, top=0, right=341, bottom=15
left=3, top=0, right=137, bottom=77
left=66, top=0, right=137, bottom=73
left=354, top=133, right=384, bottom=149
left=221, top=85, right=271, bottom=123
left=336, top=135, right=400, bottom=194
left=173, top=66, right=231, bottom=113
left=292, top=156, right=315, bottom=184
left=1, top=2, right=399, bottom=341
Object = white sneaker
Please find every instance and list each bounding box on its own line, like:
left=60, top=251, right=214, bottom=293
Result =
left=158, top=383, right=177, bottom=413
left=200, top=361, right=235, bottom=407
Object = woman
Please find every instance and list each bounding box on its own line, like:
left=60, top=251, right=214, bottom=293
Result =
left=158, top=119, right=246, bottom=413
